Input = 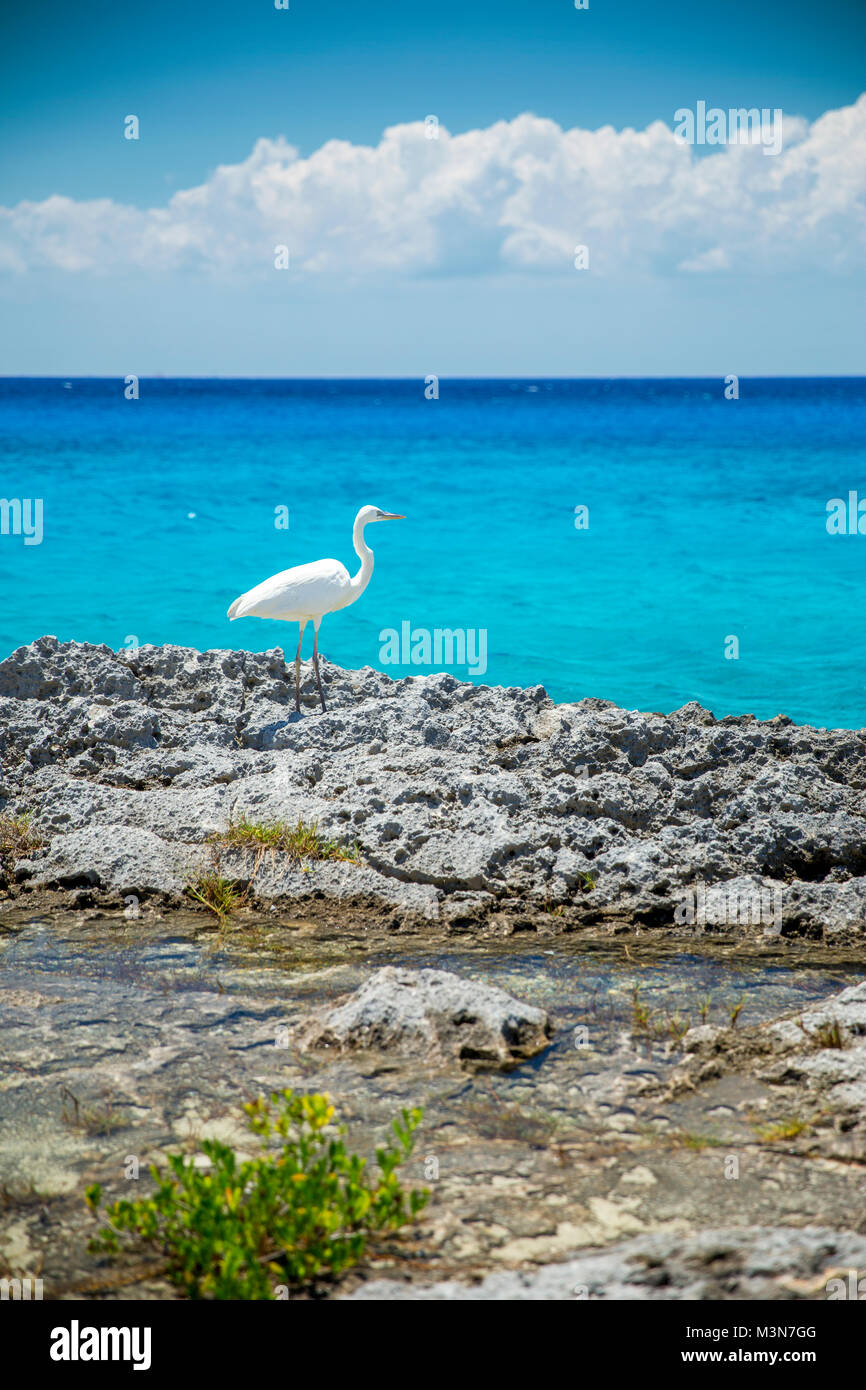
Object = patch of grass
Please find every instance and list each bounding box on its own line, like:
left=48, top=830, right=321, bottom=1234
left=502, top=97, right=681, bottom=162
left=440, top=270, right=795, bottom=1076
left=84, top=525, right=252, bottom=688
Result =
left=754, top=1116, right=809, bottom=1143
left=214, top=815, right=360, bottom=865
left=218, top=816, right=286, bottom=851
left=669, top=1130, right=724, bottom=1152
left=188, top=819, right=360, bottom=922
left=185, top=842, right=245, bottom=924
left=185, top=871, right=242, bottom=923
left=284, top=818, right=360, bottom=863
left=0, top=811, right=43, bottom=867
left=577, top=872, right=596, bottom=892
left=628, top=988, right=695, bottom=1049
left=85, top=1090, right=427, bottom=1300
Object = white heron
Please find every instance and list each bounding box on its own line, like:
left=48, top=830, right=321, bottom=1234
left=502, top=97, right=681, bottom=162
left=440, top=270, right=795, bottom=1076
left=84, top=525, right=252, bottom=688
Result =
left=227, top=505, right=404, bottom=713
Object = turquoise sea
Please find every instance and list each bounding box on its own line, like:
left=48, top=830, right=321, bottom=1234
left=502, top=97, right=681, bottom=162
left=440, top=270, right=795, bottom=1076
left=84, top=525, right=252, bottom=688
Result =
left=1, top=377, right=865, bottom=728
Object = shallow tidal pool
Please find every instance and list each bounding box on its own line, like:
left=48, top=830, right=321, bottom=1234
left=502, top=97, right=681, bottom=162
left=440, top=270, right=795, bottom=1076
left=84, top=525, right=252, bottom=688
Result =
left=1, top=906, right=864, bottom=1296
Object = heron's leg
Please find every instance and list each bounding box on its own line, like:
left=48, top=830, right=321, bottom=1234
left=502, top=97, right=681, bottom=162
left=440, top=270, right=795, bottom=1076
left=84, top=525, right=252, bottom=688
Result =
left=294, top=622, right=306, bottom=713
left=312, top=622, right=326, bottom=713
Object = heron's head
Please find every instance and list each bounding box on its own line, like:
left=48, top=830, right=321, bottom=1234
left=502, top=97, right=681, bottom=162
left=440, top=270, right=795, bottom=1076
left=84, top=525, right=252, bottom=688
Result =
left=357, top=505, right=405, bottom=526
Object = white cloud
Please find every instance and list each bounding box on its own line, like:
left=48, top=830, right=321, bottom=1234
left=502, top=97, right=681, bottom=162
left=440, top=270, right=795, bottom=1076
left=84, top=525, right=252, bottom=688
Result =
left=2, top=97, right=865, bottom=279
left=679, top=247, right=731, bottom=273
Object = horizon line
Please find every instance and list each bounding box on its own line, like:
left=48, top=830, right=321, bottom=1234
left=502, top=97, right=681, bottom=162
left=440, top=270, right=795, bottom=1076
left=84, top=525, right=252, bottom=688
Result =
left=2, top=374, right=866, bottom=383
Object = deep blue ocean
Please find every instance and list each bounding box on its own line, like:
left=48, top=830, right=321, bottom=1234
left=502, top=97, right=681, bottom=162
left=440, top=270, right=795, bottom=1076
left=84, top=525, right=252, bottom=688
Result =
left=1, top=377, right=865, bottom=729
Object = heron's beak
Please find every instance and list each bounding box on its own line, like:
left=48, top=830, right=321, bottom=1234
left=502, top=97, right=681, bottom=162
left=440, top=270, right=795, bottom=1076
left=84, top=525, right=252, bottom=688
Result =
left=379, top=512, right=405, bottom=520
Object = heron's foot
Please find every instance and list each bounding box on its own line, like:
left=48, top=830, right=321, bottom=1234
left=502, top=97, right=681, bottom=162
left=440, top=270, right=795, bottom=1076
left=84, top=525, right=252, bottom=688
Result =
left=312, top=650, right=327, bottom=713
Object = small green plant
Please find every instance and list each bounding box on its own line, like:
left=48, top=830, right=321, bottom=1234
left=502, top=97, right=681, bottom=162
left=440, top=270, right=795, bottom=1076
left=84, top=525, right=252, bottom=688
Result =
left=667, top=1012, right=691, bottom=1044
left=697, top=993, right=712, bottom=1024
left=577, top=872, right=596, bottom=893
left=727, top=996, right=745, bottom=1028
left=186, top=871, right=241, bottom=922
left=542, top=893, right=564, bottom=917
left=214, top=815, right=359, bottom=865
left=85, top=1091, right=427, bottom=1300
left=799, top=1018, right=846, bottom=1050
left=631, top=986, right=653, bottom=1035
left=628, top=988, right=695, bottom=1048
left=0, top=811, right=43, bottom=867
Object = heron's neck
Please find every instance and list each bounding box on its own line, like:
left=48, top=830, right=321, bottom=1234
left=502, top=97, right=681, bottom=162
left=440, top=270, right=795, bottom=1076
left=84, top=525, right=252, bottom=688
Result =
left=350, top=518, right=374, bottom=597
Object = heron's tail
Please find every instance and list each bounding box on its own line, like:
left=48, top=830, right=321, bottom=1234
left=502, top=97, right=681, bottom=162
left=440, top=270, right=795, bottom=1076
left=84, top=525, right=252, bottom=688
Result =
left=227, top=594, right=246, bottom=621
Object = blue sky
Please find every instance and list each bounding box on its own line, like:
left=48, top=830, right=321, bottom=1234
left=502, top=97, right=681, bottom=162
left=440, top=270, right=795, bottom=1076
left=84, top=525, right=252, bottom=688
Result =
left=1, top=0, right=865, bottom=375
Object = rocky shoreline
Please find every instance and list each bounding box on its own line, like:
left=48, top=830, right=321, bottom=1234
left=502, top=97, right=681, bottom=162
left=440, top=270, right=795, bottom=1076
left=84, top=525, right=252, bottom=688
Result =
left=1, top=638, right=865, bottom=1301
left=2, top=636, right=866, bottom=941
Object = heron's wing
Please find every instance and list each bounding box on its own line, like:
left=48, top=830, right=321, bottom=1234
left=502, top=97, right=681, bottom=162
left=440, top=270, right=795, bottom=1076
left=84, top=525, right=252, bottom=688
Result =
left=228, top=559, right=351, bottom=620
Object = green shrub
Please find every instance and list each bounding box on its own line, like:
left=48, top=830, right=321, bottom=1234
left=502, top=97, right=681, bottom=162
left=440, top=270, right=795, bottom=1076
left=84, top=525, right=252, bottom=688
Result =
left=85, top=1091, right=427, bottom=1299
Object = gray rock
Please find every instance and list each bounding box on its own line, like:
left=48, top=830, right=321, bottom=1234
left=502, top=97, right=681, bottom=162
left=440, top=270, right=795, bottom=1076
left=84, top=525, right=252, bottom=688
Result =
left=672, top=981, right=866, bottom=1162
left=3, top=636, right=866, bottom=936
left=292, top=966, right=553, bottom=1069
left=340, top=1225, right=866, bottom=1300
left=759, top=981, right=866, bottom=1122
left=17, top=825, right=191, bottom=897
